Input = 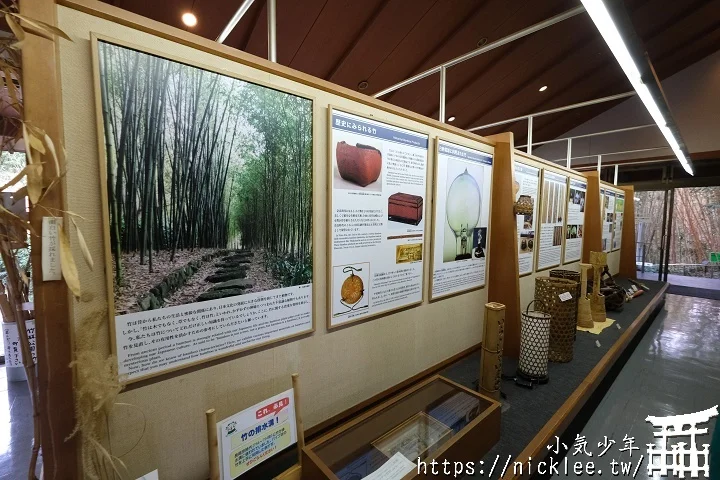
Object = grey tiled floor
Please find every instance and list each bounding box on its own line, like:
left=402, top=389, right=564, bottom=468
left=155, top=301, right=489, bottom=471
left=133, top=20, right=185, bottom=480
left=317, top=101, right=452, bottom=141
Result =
left=561, top=294, right=720, bottom=478
left=0, top=366, right=41, bottom=480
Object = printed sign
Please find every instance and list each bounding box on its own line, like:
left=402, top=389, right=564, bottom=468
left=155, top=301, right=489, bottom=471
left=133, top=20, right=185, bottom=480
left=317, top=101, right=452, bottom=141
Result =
left=329, top=109, right=429, bottom=326
left=217, top=389, right=297, bottom=479
left=431, top=140, right=493, bottom=299
left=602, top=189, right=616, bottom=253
left=537, top=171, right=567, bottom=270
left=2, top=320, right=36, bottom=367
left=613, top=193, right=625, bottom=251
left=514, top=162, right=540, bottom=275
left=564, top=178, right=587, bottom=263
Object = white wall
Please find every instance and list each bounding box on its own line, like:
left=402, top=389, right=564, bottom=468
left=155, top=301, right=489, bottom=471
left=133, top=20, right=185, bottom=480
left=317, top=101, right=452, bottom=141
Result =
left=535, top=49, right=720, bottom=164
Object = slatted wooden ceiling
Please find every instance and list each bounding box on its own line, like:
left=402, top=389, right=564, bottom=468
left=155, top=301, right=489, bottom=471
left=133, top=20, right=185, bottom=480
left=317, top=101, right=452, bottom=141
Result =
left=102, top=0, right=720, bottom=146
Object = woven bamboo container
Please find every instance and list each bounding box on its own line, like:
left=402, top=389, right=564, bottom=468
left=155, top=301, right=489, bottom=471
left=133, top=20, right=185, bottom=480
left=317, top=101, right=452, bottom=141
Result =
left=517, top=301, right=552, bottom=384
left=589, top=251, right=608, bottom=323
left=577, top=263, right=594, bottom=328
left=479, top=302, right=505, bottom=400
left=550, top=269, right=581, bottom=323
left=535, top=277, right=578, bottom=363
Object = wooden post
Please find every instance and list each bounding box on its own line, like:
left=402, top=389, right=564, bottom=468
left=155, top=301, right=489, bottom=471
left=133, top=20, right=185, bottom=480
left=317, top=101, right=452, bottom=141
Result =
left=22, top=1, right=78, bottom=477
left=206, top=409, right=220, bottom=480
left=619, top=186, right=637, bottom=278
left=485, top=132, right=521, bottom=358
left=480, top=303, right=505, bottom=400
left=291, top=373, right=304, bottom=464
left=582, top=172, right=603, bottom=263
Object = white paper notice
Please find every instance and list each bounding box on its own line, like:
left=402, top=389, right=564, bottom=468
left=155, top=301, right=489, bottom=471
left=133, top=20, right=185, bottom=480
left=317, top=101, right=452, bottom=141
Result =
left=431, top=140, right=493, bottom=299
left=217, top=389, right=297, bottom=479
left=514, top=162, right=540, bottom=275
left=612, top=193, right=625, bottom=251
left=537, top=171, right=567, bottom=270
left=564, top=178, right=587, bottom=263
left=559, top=291, right=573, bottom=302
left=41, top=217, right=62, bottom=281
left=363, top=452, right=416, bottom=480
left=136, top=471, right=158, bottom=480
left=2, top=320, right=36, bottom=367
left=329, top=109, right=429, bottom=327
left=602, top=189, right=616, bottom=253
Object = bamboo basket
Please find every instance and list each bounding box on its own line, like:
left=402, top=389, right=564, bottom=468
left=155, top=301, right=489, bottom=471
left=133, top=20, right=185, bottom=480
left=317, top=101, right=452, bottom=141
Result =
left=577, top=264, right=594, bottom=328
left=549, top=269, right=581, bottom=325
left=517, top=300, right=552, bottom=384
left=535, top=277, right=578, bottom=363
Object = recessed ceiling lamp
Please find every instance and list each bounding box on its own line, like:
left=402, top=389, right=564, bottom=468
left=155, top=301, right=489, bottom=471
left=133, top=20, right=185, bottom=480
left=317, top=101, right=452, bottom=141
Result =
left=182, top=12, right=198, bottom=27
left=477, top=37, right=488, bottom=47
left=447, top=116, right=456, bottom=122
left=539, top=85, right=548, bottom=92
left=580, top=0, right=692, bottom=175
left=358, top=80, right=369, bottom=91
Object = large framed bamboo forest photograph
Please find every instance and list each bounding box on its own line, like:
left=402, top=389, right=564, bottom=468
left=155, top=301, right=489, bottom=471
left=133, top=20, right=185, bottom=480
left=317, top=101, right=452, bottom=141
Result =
left=93, top=38, right=314, bottom=381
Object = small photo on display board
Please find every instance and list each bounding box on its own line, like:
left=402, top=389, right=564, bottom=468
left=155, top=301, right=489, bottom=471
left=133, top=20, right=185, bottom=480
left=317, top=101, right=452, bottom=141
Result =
left=602, top=188, right=616, bottom=253
left=329, top=108, right=429, bottom=328
left=430, top=139, right=493, bottom=300
left=613, top=193, right=625, bottom=251
left=94, top=39, right=314, bottom=381
left=514, top=162, right=540, bottom=276
left=536, top=170, right=568, bottom=270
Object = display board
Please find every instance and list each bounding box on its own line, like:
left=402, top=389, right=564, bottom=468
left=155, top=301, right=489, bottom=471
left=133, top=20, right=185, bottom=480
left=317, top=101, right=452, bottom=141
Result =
left=537, top=170, right=567, bottom=270
left=612, top=192, right=625, bottom=251
left=217, top=389, right=297, bottom=479
left=329, top=108, right=429, bottom=327
left=564, top=178, right=587, bottom=263
left=514, top=162, right=540, bottom=276
left=93, top=40, right=314, bottom=381
left=430, top=139, right=493, bottom=299
left=602, top=188, right=616, bottom=253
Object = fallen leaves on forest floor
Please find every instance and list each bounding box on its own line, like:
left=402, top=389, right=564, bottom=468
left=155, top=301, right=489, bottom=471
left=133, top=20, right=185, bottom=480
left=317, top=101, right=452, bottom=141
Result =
left=113, top=248, right=216, bottom=314
left=245, top=249, right=282, bottom=294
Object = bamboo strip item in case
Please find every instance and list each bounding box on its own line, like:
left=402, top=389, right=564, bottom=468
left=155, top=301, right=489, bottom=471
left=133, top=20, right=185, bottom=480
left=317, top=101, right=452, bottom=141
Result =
left=480, top=302, right=505, bottom=400
left=206, top=408, right=220, bottom=480
left=589, top=251, right=608, bottom=323
left=577, top=263, right=594, bottom=328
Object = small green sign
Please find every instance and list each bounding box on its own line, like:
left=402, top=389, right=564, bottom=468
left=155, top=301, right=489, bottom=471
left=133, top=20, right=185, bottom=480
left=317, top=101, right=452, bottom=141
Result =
left=711, top=252, right=720, bottom=263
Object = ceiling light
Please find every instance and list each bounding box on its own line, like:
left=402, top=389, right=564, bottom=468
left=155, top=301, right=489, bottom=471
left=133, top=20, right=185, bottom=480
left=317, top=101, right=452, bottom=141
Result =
left=358, top=80, right=369, bottom=91
left=182, top=12, right=197, bottom=27
left=477, top=38, right=488, bottom=47
left=581, top=0, right=692, bottom=175
left=447, top=116, right=456, bottom=122
left=539, top=85, right=548, bottom=92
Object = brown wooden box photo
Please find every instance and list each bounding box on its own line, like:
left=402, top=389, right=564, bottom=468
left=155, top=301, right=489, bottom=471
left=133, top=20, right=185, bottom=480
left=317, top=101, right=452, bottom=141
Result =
left=388, top=193, right=424, bottom=226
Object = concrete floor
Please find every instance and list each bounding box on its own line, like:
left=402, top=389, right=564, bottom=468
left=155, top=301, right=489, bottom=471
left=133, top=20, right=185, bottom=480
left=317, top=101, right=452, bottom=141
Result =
left=638, top=271, right=720, bottom=290
left=0, top=365, right=41, bottom=480
left=561, top=294, right=720, bottom=479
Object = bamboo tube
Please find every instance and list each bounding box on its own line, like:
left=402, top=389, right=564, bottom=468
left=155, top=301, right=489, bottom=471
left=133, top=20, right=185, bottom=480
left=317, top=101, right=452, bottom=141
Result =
left=206, top=408, right=220, bottom=480
left=291, top=373, right=304, bottom=465
left=480, top=302, right=505, bottom=400
left=577, top=263, right=594, bottom=328
left=589, top=252, right=607, bottom=323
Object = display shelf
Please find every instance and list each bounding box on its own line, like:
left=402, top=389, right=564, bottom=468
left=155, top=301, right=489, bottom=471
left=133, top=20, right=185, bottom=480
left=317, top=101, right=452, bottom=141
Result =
left=302, top=375, right=500, bottom=480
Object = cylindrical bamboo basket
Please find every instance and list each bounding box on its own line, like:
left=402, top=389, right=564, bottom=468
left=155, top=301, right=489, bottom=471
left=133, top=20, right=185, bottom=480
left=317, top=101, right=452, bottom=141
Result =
left=517, top=300, right=552, bottom=384
left=577, top=263, right=594, bottom=328
left=480, top=302, right=505, bottom=400
left=550, top=269, right=581, bottom=325
left=535, top=277, right=578, bottom=363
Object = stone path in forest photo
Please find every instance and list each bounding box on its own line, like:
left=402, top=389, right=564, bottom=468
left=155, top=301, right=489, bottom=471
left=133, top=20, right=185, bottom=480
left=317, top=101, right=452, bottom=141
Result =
left=197, top=250, right=256, bottom=302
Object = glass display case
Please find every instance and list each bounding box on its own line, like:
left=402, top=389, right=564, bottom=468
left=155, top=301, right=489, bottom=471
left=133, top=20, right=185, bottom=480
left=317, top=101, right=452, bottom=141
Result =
left=302, top=375, right=501, bottom=480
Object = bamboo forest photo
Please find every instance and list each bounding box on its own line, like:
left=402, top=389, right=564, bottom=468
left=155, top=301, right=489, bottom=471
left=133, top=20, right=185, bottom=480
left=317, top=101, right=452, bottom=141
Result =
left=97, top=42, right=313, bottom=315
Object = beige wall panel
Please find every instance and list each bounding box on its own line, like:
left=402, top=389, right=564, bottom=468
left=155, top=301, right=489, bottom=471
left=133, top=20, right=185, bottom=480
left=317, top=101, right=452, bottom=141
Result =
left=57, top=6, right=492, bottom=478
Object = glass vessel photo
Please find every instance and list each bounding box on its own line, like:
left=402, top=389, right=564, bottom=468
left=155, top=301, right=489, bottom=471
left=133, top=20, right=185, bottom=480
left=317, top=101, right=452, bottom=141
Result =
left=446, top=169, right=481, bottom=260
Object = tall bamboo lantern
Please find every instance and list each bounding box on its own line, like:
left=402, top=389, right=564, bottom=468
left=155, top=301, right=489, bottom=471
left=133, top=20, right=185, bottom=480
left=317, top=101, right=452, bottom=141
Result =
left=589, top=251, right=607, bottom=323
left=577, top=263, right=594, bottom=327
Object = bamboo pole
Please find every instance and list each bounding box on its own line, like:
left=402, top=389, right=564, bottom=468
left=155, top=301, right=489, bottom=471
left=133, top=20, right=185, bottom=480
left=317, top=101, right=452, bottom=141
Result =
left=206, top=408, right=220, bottom=480
left=480, top=303, right=505, bottom=401
left=291, top=373, right=304, bottom=464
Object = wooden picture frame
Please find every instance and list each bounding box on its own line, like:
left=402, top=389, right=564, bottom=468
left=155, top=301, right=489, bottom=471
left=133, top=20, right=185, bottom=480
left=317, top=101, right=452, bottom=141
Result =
left=326, top=105, right=431, bottom=330
left=428, top=136, right=495, bottom=302
left=90, top=34, right=317, bottom=384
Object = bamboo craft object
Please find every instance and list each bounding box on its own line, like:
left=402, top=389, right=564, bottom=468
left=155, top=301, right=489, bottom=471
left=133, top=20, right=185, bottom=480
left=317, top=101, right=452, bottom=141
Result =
left=589, top=251, right=607, bottom=323
left=480, top=303, right=505, bottom=400
left=206, top=408, right=220, bottom=480
left=577, top=263, right=594, bottom=327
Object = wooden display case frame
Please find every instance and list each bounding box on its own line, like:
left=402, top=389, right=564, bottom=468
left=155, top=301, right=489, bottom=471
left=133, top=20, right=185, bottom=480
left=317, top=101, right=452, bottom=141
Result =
left=301, top=375, right=501, bottom=480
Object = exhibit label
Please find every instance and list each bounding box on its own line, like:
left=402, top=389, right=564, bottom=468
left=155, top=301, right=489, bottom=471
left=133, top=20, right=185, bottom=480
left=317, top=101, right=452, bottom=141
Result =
left=2, top=320, right=36, bottom=367
left=217, top=389, right=297, bottom=479
left=329, top=109, right=429, bottom=326
left=602, top=189, right=616, bottom=253
left=431, top=140, right=493, bottom=298
left=537, top=171, right=567, bottom=270
left=116, top=285, right=312, bottom=380
left=613, top=193, right=625, bottom=251
left=564, top=178, right=587, bottom=263
left=514, top=162, right=540, bottom=275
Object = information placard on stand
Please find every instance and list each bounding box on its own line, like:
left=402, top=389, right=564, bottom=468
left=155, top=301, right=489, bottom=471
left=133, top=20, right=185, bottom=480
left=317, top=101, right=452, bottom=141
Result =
left=537, top=171, right=568, bottom=270
left=612, top=193, right=625, bottom=251
left=514, top=162, right=540, bottom=276
left=430, top=139, right=493, bottom=299
left=602, top=188, right=616, bottom=253
left=564, top=178, right=587, bottom=263
left=328, top=108, right=429, bottom=328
